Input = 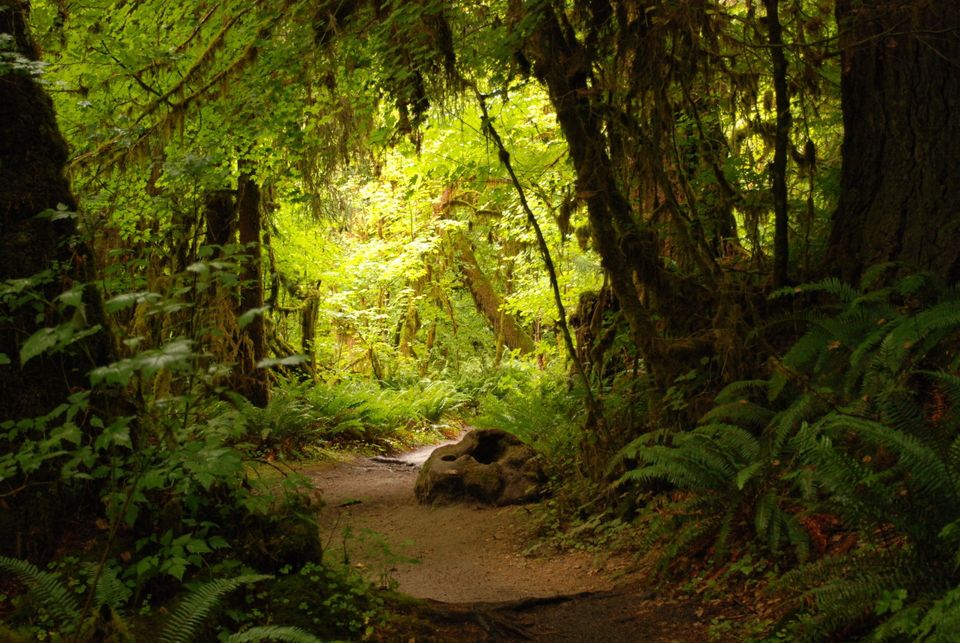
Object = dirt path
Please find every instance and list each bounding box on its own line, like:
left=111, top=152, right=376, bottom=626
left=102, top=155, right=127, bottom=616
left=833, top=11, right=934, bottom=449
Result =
left=302, top=439, right=749, bottom=641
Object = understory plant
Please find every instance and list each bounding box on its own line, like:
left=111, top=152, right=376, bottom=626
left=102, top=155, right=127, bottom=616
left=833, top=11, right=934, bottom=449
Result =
left=0, top=255, right=353, bottom=635
left=237, top=376, right=470, bottom=459
left=617, top=270, right=960, bottom=639
left=0, top=558, right=333, bottom=642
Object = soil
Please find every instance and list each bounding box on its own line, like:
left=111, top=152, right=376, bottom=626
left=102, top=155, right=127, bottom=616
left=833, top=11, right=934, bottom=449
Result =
left=302, top=438, right=755, bottom=642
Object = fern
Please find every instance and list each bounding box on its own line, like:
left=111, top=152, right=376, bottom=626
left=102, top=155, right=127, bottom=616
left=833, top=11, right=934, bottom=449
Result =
left=774, top=549, right=946, bottom=642
left=700, top=400, right=774, bottom=431
left=80, top=561, right=132, bottom=610
left=623, top=271, right=960, bottom=637
left=226, top=625, right=324, bottom=642
left=770, top=276, right=860, bottom=303
left=774, top=274, right=960, bottom=637
left=909, top=583, right=960, bottom=642
left=156, top=574, right=272, bottom=643
left=0, top=556, right=80, bottom=626
left=618, top=416, right=808, bottom=562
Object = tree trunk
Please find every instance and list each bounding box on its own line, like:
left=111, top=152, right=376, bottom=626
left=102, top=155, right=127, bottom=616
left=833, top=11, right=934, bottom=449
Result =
left=0, top=0, right=113, bottom=556
left=448, top=229, right=535, bottom=354
left=827, top=0, right=960, bottom=283
left=516, top=3, right=673, bottom=383
left=301, top=284, right=320, bottom=376
left=236, top=167, right=270, bottom=407
left=765, top=0, right=791, bottom=287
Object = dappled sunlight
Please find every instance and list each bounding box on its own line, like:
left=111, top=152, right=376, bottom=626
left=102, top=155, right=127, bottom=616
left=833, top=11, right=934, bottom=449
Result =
left=3, top=0, right=958, bottom=640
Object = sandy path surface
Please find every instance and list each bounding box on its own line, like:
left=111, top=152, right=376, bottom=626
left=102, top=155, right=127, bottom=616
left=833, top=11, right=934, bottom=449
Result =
left=302, top=440, right=628, bottom=603
left=299, top=439, right=753, bottom=642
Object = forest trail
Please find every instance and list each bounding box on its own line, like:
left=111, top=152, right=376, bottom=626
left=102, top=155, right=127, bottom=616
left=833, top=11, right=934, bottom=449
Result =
left=302, top=438, right=749, bottom=641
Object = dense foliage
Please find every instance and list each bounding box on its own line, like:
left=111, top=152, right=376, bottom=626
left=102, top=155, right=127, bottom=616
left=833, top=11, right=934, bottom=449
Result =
left=2, top=0, right=958, bottom=639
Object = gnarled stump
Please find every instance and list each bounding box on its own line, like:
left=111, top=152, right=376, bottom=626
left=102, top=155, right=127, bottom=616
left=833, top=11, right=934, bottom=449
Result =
left=415, top=429, right=543, bottom=506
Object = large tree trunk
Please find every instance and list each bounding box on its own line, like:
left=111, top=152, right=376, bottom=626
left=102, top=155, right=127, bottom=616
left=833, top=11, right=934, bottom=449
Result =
left=516, top=3, right=676, bottom=384
left=827, top=0, right=960, bottom=283
left=0, top=0, right=113, bottom=556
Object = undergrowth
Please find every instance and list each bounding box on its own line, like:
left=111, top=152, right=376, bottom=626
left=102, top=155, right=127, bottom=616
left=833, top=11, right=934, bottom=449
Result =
left=238, top=376, right=470, bottom=459
left=0, top=554, right=386, bottom=642
left=614, top=269, right=960, bottom=640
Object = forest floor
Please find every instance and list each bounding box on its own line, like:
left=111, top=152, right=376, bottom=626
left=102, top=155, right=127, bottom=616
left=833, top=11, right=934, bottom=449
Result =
left=301, top=437, right=761, bottom=642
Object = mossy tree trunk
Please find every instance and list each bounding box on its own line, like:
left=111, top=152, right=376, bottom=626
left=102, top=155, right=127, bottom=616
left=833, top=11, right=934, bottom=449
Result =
left=448, top=229, right=535, bottom=355
left=513, top=3, right=679, bottom=385
left=0, top=0, right=114, bottom=556
left=200, top=170, right=270, bottom=405
left=301, top=284, right=320, bottom=376
left=236, top=166, right=270, bottom=407
left=827, top=0, right=960, bottom=283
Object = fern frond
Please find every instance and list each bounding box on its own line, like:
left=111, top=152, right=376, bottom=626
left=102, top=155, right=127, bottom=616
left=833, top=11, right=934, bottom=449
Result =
left=845, top=323, right=895, bottom=393
left=771, top=277, right=859, bottom=303
left=607, top=428, right=673, bottom=472
left=81, top=562, right=132, bottom=610
left=894, top=270, right=943, bottom=298
left=879, top=301, right=960, bottom=367
left=776, top=549, right=938, bottom=642
left=754, top=492, right=776, bottom=547
left=753, top=492, right=808, bottom=559
left=781, top=509, right=811, bottom=562
left=821, top=415, right=959, bottom=508
left=619, top=458, right=724, bottom=492
left=768, top=392, right=824, bottom=454
left=910, top=582, right=960, bottom=642
left=0, top=556, right=80, bottom=626
left=713, top=379, right=771, bottom=403
left=700, top=400, right=774, bottom=431
left=781, top=324, right=834, bottom=375
left=796, top=426, right=894, bottom=528
left=226, top=625, right=324, bottom=642
left=655, top=514, right=722, bottom=573
left=858, top=262, right=902, bottom=290
left=157, top=574, right=272, bottom=643
left=696, top=423, right=762, bottom=463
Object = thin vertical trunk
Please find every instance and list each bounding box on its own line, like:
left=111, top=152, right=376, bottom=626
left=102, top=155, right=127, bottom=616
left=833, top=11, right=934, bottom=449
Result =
left=476, top=89, right=600, bottom=424
left=301, top=286, right=320, bottom=377
left=397, top=288, right=421, bottom=358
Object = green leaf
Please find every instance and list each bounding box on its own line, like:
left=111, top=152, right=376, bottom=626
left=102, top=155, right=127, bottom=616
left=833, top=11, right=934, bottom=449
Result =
left=19, top=326, right=63, bottom=365
left=104, top=291, right=160, bottom=313
left=186, top=539, right=213, bottom=554
left=162, top=557, right=188, bottom=581
left=237, top=306, right=270, bottom=328
left=208, top=536, right=230, bottom=550
left=94, top=419, right=133, bottom=451
left=735, top=461, right=764, bottom=490
left=227, top=626, right=323, bottom=643
left=56, top=285, right=85, bottom=309
left=257, top=355, right=308, bottom=368
left=48, top=423, right=82, bottom=446
left=0, top=353, right=10, bottom=365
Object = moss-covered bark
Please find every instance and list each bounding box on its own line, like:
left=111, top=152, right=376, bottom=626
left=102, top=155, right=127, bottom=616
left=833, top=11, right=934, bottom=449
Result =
left=0, top=0, right=114, bottom=556
left=511, top=3, right=680, bottom=385
left=236, top=167, right=270, bottom=407
left=448, top=229, right=535, bottom=355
